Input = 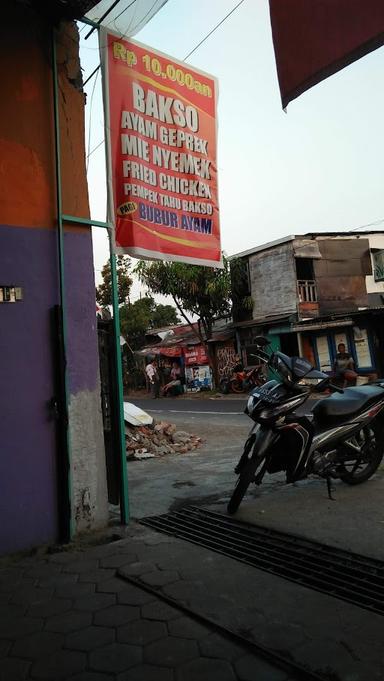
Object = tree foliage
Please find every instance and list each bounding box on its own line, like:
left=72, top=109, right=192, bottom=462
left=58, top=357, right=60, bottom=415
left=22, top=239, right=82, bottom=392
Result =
left=135, top=256, right=232, bottom=348
left=119, top=296, right=180, bottom=350
left=96, top=255, right=132, bottom=308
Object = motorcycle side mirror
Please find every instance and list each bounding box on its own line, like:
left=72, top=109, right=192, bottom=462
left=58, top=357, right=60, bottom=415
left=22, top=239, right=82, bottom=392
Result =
left=254, top=336, right=269, bottom=348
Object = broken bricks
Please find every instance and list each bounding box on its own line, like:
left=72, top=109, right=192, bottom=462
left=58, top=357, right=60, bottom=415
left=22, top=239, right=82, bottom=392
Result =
left=126, top=420, right=203, bottom=460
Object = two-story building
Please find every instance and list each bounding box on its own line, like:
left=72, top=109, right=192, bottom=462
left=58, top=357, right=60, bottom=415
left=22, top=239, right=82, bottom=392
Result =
left=231, top=232, right=384, bottom=379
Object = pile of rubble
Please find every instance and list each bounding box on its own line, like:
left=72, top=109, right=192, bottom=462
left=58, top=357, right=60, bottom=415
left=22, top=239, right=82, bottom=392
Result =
left=125, top=420, right=203, bottom=460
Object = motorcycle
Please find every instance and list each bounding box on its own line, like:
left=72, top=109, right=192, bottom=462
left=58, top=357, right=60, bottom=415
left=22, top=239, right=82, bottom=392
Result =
left=219, top=363, right=266, bottom=394
left=228, top=337, right=384, bottom=514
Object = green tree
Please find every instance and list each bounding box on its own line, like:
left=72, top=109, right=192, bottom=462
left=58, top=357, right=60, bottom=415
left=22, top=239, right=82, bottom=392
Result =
left=96, top=255, right=132, bottom=308
left=119, top=296, right=179, bottom=349
left=135, top=256, right=232, bottom=371
left=152, top=304, right=180, bottom=328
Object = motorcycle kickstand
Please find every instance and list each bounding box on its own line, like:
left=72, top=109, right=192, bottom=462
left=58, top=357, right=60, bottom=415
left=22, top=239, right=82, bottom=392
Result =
left=326, top=475, right=335, bottom=501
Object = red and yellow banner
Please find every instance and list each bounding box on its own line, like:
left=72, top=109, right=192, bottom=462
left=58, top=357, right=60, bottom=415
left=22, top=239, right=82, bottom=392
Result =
left=101, top=30, right=221, bottom=267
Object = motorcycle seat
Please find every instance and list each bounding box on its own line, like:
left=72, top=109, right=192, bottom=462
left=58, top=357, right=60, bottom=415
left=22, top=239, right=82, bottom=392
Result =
left=312, top=385, right=384, bottom=423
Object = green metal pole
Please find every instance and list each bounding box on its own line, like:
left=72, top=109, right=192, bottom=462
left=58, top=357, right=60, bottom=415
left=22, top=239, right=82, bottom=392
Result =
left=109, top=231, right=130, bottom=523
left=62, top=214, right=110, bottom=229
left=52, top=28, right=73, bottom=541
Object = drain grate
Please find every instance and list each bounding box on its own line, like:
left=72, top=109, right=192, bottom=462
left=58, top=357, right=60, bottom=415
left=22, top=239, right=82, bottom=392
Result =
left=140, top=506, right=384, bottom=616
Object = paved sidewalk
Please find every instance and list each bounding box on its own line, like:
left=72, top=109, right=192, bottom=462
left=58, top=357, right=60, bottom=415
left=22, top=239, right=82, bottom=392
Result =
left=0, top=525, right=297, bottom=681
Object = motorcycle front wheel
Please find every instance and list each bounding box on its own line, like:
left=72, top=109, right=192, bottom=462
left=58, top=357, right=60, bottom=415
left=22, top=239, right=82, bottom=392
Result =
left=338, top=424, right=383, bottom=485
left=219, top=378, right=229, bottom=394
left=227, top=455, right=266, bottom=514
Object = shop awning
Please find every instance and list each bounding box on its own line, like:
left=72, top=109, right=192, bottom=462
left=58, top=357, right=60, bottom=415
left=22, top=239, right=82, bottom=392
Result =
left=269, top=0, right=384, bottom=108
left=292, top=319, right=353, bottom=333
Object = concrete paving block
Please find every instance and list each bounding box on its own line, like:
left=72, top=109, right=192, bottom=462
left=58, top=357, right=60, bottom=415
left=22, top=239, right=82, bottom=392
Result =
left=31, top=649, right=87, bottom=680
left=78, top=568, right=116, bottom=584
left=100, top=553, right=138, bottom=568
left=94, top=604, right=140, bottom=627
left=117, top=618, right=167, bottom=645
left=118, top=663, right=174, bottom=681
left=255, top=622, right=308, bottom=652
left=141, top=570, right=180, bottom=587
left=55, top=582, right=96, bottom=599
left=0, top=639, right=11, bottom=657
left=63, top=559, right=100, bottom=574
left=119, top=561, right=156, bottom=577
left=177, top=657, right=236, bottom=681
left=27, top=597, right=72, bottom=619
left=168, top=616, right=211, bottom=640
left=0, top=604, right=27, bottom=619
left=65, top=625, right=115, bottom=651
left=45, top=611, right=92, bottom=633
left=0, top=615, right=43, bottom=640
left=11, top=630, right=64, bottom=659
left=69, top=674, right=113, bottom=681
left=198, top=633, right=245, bottom=662
left=89, top=642, right=142, bottom=673
left=73, top=593, right=116, bottom=612
left=117, top=584, right=154, bottom=606
left=85, top=543, right=128, bottom=559
left=11, top=586, right=54, bottom=606
left=0, top=569, right=24, bottom=591
left=141, top=600, right=181, bottom=622
left=0, top=656, right=31, bottom=681
left=293, top=638, right=380, bottom=681
left=96, top=577, right=131, bottom=593
left=24, top=563, right=63, bottom=580
left=144, top=636, right=199, bottom=667
left=37, top=573, right=78, bottom=589
left=48, top=551, right=84, bottom=564
left=234, top=654, right=289, bottom=681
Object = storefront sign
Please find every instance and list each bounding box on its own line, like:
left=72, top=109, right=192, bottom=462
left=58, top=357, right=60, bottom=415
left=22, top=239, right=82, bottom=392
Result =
left=183, top=345, right=209, bottom=366
left=185, top=365, right=212, bottom=391
left=101, top=29, right=221, bottom=266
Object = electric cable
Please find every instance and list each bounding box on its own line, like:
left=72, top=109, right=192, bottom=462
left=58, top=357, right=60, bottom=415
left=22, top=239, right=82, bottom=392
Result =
left=183, top=0, right=246, bottom=61
left=86, top=67, right=100, bottom=172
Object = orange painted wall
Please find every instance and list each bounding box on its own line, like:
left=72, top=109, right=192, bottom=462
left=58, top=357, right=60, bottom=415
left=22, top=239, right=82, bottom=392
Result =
left=0, top=3, right=89, bottom=229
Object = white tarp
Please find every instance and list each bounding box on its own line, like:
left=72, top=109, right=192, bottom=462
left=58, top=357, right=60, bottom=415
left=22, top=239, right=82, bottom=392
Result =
left=123, top=401, right=153, bottom=426
left=86, top=0, right=168, bottom=37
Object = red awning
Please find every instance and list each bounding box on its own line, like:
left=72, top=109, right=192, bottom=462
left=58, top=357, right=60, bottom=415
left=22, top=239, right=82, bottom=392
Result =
left=269, top=0, right=384, bottom=108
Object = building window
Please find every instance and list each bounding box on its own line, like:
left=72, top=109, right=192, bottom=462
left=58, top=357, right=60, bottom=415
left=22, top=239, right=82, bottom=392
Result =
left=296, top=258, right=317, bottom=302
left=353, top=327, right=373, bottom=369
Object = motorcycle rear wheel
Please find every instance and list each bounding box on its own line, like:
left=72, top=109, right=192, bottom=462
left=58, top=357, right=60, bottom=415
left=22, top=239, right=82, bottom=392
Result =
left=338, top=424, right=383, bottom=485
left=230, top=379, right=244, bottom=393
left=227, top=456, right=265, bottom=514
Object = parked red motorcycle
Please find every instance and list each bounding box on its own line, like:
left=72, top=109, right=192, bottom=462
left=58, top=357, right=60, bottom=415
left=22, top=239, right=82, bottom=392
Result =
left=219, top=363, right=266, bottom=394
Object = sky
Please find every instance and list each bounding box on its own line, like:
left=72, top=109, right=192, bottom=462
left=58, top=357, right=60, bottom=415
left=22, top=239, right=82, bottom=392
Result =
left=79, top=0, right=384, bottom=297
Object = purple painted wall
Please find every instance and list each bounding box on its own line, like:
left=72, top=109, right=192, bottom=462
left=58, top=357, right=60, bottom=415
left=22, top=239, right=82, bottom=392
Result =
left=0, top=224, right=59, bottom=553
left=0, top=224, right=100, bottom=555
left=64, top=229, right=100, bottom=396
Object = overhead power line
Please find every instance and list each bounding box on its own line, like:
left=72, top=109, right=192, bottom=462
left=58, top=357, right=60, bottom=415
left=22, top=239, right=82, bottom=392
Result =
left=183, top=0, right=246, bottom=61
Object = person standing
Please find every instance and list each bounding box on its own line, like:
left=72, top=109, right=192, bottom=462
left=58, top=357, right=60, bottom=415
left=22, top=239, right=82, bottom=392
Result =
left=333, top=343, right=357, bottom=387
left=145, top=358, right=160, bottom=398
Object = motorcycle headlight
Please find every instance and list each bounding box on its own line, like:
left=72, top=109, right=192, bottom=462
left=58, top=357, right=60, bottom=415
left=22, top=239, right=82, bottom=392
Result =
left=297, top=377, right=323, bottom=386
left=247, top=395, right=256, bottom=412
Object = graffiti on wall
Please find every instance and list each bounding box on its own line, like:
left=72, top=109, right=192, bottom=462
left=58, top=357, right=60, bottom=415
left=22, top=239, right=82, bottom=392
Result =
left=216, top=344, right=236, bottom=377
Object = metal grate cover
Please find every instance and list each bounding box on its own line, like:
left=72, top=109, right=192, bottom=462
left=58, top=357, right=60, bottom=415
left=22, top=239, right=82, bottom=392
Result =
left=140, top=506, right=384, bottom=616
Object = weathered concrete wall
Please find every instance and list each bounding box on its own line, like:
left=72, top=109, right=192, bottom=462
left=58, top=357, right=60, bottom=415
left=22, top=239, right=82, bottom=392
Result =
left=314, top=238, right=370, bottom=314
left=65, top=229, right=108, bottom=533
left=249, top=243, right=297, bottom=320
left=0, top=2, right=107, bottom=554
left=69, top=391, right=108, bottom=532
